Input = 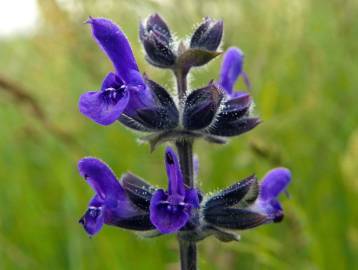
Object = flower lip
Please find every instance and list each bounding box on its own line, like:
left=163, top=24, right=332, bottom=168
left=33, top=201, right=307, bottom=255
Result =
left=80, top=18, right=162, bottom=127
left=219, top=47, right=244, bottom=95
left=165, top=147, right=185, bottom=196
left=78, top=157, right=124, bottom=200
left=251, top=167, right=291, bottom=222
left=273, top=212, right=284, bottom=223
left=79, top=195, right=105, bottom=236
left=87, top=17, right=140, bottom=83
left=79, top=73, right=130, bottom=126
left=260, top=167, right=291, bottom=201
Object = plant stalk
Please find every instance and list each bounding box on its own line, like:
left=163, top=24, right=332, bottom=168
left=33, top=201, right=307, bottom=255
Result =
left=178, top=237, right=197, bottom=270
left=175, top=68, right=188, bottom=102
left=175, top=67, right=197, bottom=270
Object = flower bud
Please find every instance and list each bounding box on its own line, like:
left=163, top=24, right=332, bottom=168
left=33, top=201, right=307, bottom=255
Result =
left=190, top=17, right=223, bottom=51
left=140, top=14, right=176, bottom=68
left=183, top=83, right=224, bottom=130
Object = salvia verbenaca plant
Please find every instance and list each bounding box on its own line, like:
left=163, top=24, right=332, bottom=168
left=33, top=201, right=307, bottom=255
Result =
left=78, top=14, right=291, bottom=270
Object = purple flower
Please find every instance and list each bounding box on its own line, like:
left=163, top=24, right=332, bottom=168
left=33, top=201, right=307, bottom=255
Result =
left=219, top=47, right=250, bottom=97
left=250, top=168, right=291, bottom=222
left=79, top=17, right=154, bottom=125
left=197, top=47, right=260, bottom=138
left=150, top=147, right=200, bottom=234
left=203, top=168, right=291, bottom=238
left=78, top=157, right=154, bottom=236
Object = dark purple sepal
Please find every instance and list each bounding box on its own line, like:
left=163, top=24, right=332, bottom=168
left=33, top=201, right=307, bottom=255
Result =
left=208, top=117, right=261, bottom=137
left=122, top=173, right=156, bottom=211
left=217, top=93, right=252, bottom=122
left=119, top=78, right=178, bottom=131
left=190, top=17, right=223, bottom=51
left=118, top=114, right=153, bottom=132
left=125, top=106, right=177, bottom=131
left=204, top=207, right=269, bottom=230
left=204, top=175, right=258, bottom=210
left=134, top=78, right=179, bottom=129
left=134, top=107, right=176, bottom=130
left=183, top=84, right=224, bottom=130
left=108, top=213, right=155, bottom=231
left=145, top=78, right=179, bottom=123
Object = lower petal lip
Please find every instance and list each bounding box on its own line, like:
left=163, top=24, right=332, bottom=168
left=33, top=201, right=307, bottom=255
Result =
left=273, top=212, right=284, bottom=223
left=79, top=87, right=130, bottom=125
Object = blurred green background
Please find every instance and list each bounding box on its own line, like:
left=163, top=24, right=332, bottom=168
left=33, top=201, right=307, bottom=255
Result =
left=1, top=0, right=357, bottom=269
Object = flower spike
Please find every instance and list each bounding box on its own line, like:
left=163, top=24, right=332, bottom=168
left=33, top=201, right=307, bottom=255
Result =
left=77, top=15, right=293, bottom=262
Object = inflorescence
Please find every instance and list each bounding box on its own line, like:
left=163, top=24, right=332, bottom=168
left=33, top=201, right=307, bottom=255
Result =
left=78, top=13, right=291, bottom=261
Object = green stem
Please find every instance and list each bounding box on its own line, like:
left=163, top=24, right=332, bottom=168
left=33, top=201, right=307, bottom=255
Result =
left=178, top=237, right=197, bottom=270
left=175, top=68, right=188, bottom=102
left=176, top=140, right=194, bottom=186
left=174, top=68, right=197, bottom=270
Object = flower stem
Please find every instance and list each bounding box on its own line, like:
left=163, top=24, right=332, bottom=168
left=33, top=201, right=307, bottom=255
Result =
left=175, top=67, right=197, bottom=270
left=175, top=68, right=188, bottom=102
left=178, top=237, right=197, bottom=270
left=176, top=140, right=194, bottom=186
left=176, top=140, right=197, bottom=270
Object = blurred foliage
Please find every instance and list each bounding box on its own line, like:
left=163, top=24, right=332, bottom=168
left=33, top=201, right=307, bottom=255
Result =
left=0, top=0, right=357, bottom=269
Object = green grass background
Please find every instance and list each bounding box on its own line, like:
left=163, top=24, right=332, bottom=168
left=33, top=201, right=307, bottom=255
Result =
left=0, top=0, right=357, bottom=269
